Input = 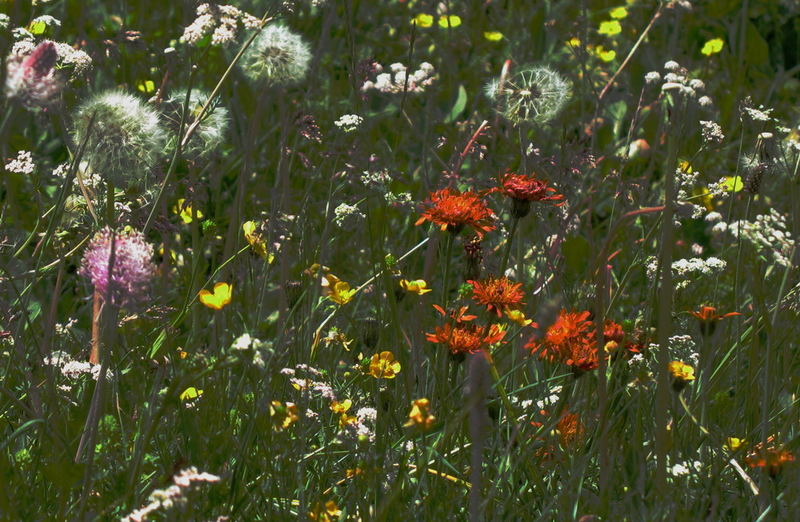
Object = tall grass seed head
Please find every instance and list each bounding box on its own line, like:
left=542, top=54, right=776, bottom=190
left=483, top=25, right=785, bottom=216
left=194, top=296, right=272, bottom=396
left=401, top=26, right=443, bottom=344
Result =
left=240, top=24, right=311, bottom=87
left=486, top=65, right=571, bottom=125
left=162, top=89, right=229, bottom=159
left=72, top=90, right=167, bottom=188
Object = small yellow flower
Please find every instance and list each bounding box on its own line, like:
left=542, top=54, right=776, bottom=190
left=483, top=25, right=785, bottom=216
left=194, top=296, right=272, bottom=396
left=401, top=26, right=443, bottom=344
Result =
left=567, top=37, right=582, bottom=48
left=308, top=500, right=341, bottom=522
left=720, top=176, right=743, bottom=193
left=399, top=279, right=433, bottom=295
left=270, top=400, right=299, bottom=431
left=438, top=15, right=461, bottom=28
left=484, top=31, right=504, bottom=41
left=339, top=413, right=358, bottom=427
left=404, top=398, right=436, bottom=430
left=595, top=45, right=617, bottom=62
left=330, top=399, right=352, bottom=414
left=198, top=282, right=233, bottom=310
left=668, top=361, right=695, bottom=391
left=610, top=6, right=628, bottom=19
left=725, top=437, right=745, bottom=452
left=179, top=387, right=203, bottom=401
left=242, top=220, right=273, bottom=262
left=173, top=198, right=203, bottom=224
left=412, top=13, right=434, bottom=28
left=322, top=273, right=357, bottom=305
left=369, top=351, right=401, bottom=379
left=701, top=38, right=724, bottom=56
left=505, top=309, right=533, bottom=327
left=598, top=20, right=622, bottom=36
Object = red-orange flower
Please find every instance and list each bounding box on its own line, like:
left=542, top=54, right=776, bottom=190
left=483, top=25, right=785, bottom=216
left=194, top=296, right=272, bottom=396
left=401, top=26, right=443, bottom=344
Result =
left=426, top=322, right=506, bottom=355
left=415, top=187, right=496, bottom=238
left=525, top=310, right=600, bottom=374
left=745, top=440, right=795, bottom=477
left=689, top=306, right=741, bottom=336
left=499, top=172, right=564, bottom=203
left=468, top=276, right=525, bottom=317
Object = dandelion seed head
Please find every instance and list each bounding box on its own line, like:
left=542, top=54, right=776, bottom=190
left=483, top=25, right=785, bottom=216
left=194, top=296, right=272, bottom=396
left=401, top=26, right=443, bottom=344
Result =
left=72, top=90, right=166, bottom=188
left=240, top=24, right=311, bottom=87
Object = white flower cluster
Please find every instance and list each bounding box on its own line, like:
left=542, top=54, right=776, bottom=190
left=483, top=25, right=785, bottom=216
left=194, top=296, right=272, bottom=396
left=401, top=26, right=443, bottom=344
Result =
left=657, top=60, right=713, bottom=107
left=43, top=351, right=111, bottom=381
left=281, top=364, right=336, bottom=400
left=5, top=150, right=35, bottom=174
left=334, top=114, right=363, bottom=132
left=669, top=459, right=703, bottom=477
left=700, top=120, right=724, bottom=145
left=742, top=104, right=773, bottom=123
left=0, top=14, right=9, bottom=30
left=122, top=467, right=221, bottom=522
left=361, top=62, right=436, bottom=94
left=729, top=209, right=795, bottom=268
left=647, top=256, right=727, bottom=290
left=10, top=38, right=92, bottom=76
left=333, top=202, right=365, bottom=228
left=181, top=3, right=261, bottom=46
left=675, top=167, right=705, bottom=220
left=229, top=333, right=271, bottom=368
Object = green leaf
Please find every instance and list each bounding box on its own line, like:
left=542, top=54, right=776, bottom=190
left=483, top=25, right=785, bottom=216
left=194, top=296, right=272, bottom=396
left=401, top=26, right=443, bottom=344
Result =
left=445, top=85, right=467, bottom=123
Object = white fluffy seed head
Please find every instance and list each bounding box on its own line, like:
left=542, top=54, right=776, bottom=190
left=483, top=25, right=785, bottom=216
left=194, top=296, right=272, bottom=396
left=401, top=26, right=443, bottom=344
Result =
left=485, top=65, right=571, bottom=125
left=72, top=90, right=167, bottom=188
left=162, top=89, right=229, bottom=159
left=240, top=24, right=311, bottom=87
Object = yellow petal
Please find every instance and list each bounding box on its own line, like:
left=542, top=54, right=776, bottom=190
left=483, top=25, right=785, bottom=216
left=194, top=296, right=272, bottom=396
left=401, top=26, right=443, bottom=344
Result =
left=198, top=282, right=233, bottom=310
left=701, top=38, right=724, bottom=56
left=483, top=31, right=504, bottom=41
left=598, top=20, right=622, bottom=36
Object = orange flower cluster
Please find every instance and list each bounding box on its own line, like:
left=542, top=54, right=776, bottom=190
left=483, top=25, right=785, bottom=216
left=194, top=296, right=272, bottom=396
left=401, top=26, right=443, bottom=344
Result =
left=426, top=305, right=505, bottom=355
left=745, top=439, right=795, bottom=477
left=498, top=171, right=564, bottom=204
left=531, top=408, right=586, bottom=461
left=525, top=310, right=631, bottom=375
left=497, top=171, right=564, bottom=218
left=415, top=187, right=496, bottom=238
left=468, top=276, right=525, bottom=317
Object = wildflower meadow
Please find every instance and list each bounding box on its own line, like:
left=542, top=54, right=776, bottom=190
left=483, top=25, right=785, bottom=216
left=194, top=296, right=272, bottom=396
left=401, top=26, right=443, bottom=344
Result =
left=3, top=0, right=800, bottom=520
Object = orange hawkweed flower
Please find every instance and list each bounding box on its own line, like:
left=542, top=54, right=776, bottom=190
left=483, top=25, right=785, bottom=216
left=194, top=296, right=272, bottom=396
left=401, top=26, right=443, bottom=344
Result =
left=468, top=276, right=525, bottom=317
left=745, top=440, right=795, bottom=477
left=415, top=187, right=496, bottom=238
left=498, top=171, right=564, bottom=218
left=525, top=310, right=592, bottom=361
left=689, top=306, right=741, bottom=336
left=426, top=322, right=506, bottom=355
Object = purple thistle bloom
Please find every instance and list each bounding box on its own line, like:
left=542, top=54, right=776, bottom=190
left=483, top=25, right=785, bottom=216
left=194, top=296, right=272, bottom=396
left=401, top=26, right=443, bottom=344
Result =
left=79, top=227, right=156, bottom=308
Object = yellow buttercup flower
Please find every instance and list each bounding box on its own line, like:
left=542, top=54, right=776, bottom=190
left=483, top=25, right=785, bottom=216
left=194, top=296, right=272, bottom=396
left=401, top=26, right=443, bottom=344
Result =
left=668, top=361, right=695, bottom=391
left=270, top=400, right=299, bottom=431
left=330, top=399, right=352, bottom=414
left=505, top=309, right=533, bottom=327
left=412, top=13, right=434, bottom=28
left=598, top=20, right=622, bottom=36
left=198, top=282, right=233, bottom=310
left=179, top=387, right=203, bottom=401
left=610, top=6, right=628, bottom=19
left=242, top=220, right=273, bottom=262
left=595, top=45, right=616, bottom=62
left=484, top=31, right=504, bottom=41
left=438, top=15, right=461, bottom=28
left=399, top=279, right=432, bottom=295
left=322, top=273, right=356, bottom=305
left=404, top=398, right=436, bottom=430
left=701, top=38, right=724, bottom=56
left=309, top=500, right=341, bottom=522
left=173, top=198, right=203, bottom=224
left=725, top=437, right=745, bottom=452
left=369, top=351, right=401, bottom=379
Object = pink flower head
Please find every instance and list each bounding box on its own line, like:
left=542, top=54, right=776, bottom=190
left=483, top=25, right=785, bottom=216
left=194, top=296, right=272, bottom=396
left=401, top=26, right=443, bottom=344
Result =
left=79, top=227, right=156, bottom=308
left=5, top=41, right=61, bottom=109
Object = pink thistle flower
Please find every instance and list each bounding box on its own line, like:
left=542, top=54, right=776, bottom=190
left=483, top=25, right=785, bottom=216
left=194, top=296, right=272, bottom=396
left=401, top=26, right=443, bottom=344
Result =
left=79, top=227, right=156, bottom=308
